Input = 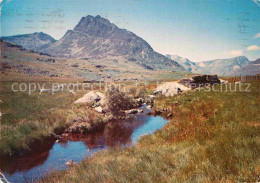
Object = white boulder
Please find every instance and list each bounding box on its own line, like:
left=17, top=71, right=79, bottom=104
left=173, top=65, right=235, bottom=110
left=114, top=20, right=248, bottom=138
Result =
left=94, top=106, right=104, bottom=113
left=74, top=91, right=106, bottom=105
left=154, top=82, right=191, bottom=97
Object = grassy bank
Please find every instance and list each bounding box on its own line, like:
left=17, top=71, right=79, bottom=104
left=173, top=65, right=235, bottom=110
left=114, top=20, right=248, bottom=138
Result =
left=0, top=82, right=106, bottom=157
left=40, top=82, right=260, bottom=182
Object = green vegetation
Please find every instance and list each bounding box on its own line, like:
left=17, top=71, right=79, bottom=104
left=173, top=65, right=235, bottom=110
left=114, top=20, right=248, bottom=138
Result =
left=0, top=82, right=100, bottom=156
left=0, top=82, right=140, bottom=156
left=40, top=82, right=260, bottom=182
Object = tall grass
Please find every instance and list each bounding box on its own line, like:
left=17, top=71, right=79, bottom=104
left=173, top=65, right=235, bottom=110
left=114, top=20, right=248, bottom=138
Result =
left=0, top=82, right=93, bottom=156
left=40, top=82, right=260, bottom=182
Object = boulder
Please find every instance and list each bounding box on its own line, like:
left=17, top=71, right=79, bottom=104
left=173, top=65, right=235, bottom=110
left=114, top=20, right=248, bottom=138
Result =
left=148, top=95, right=156, bottom=99
left=125, top=108, right=143, bottom=114
left=65, top=160, right=77, bottom=166
left=146, top=105, right=152, bottom=109
left=219, top=79, right=228, bottom=84
left=74, top=91, right=106, bottom=105
left=136, top=98, right=144, bottom=103
left=154, top=82, right=191, bottom=97
left=94, top=106, right=104, bottom=113
left=179, top=75, right=220, bottom=88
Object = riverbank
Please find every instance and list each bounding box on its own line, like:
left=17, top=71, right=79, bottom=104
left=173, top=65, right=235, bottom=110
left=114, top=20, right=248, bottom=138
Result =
left=39, top=82, right=260, bottom=182
left=0, top=81, right=154, bottom=158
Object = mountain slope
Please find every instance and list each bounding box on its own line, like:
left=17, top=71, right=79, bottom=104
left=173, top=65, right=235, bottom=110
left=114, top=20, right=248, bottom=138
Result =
left=231, top=58, right=260, bottom=76
left=42, top=15, right=185, bottom=71
left=196, top=56, right=250, bottom=75
left=1, top=32, right=56, bottom=51
left=166, top=54, right=251, bottom=76
left=165, top=54, right=199, bottom=72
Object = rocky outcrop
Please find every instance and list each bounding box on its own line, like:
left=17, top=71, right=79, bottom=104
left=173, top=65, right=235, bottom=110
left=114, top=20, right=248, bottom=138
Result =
left=154, top=82, right=191, bottom=97
left=125, top=109, right=143, bottom=114
left=74, top=91, right=106, bottom=106
left=65, top=160, right=77, bottom=166
left=94, top=106, right=104, bottom=113
left=179, top=75, right=220, bottom=88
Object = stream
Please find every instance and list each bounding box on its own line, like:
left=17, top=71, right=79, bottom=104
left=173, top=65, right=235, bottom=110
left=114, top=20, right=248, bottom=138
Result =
left=0, top=106, right=169, bottom=183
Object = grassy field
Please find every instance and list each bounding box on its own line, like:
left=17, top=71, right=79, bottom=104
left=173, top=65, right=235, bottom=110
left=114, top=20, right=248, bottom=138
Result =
left=39, top=82, right=260, bottom=182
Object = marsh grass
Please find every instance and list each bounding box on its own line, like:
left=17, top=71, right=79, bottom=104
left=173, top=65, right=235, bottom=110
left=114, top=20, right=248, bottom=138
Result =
left=39, top=82, right=260, bottom=182
left=0, top=81, right=105, bottom=156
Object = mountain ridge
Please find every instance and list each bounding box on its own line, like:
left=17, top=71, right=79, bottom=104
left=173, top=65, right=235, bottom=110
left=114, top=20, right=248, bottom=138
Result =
left=166, top=54, right=251, bottom=76
left=1, top=32, right=56, bottom=51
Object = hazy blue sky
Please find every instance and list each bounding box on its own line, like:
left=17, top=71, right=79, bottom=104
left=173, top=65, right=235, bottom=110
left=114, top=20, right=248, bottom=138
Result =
left=1, top=0, right=260, bottom=61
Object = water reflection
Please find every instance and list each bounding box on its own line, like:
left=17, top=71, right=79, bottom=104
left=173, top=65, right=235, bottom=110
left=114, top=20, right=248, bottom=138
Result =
left=0, top=106, right=169, bottom=183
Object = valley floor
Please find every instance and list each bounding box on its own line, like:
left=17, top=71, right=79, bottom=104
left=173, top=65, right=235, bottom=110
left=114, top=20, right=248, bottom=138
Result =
left=39, top=82, right=260, bottom=182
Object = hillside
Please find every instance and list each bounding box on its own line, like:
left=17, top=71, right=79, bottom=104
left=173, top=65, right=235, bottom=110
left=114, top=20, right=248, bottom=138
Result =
left=166, top=54, right=251, bottom=76
left=165, top=54, right=199, bottom=72
left=231, top=58, right=260, bottom=76
left=1, top=32, right=56, bottom=51
left=0, top=40, right=189, bottom=81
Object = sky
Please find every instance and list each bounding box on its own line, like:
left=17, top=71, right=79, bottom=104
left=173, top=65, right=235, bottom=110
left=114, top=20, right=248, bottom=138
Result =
left=0, top=0, right=260, bottom=61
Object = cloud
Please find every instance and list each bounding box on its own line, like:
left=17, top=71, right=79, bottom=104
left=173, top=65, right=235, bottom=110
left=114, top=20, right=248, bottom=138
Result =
left=225, top=50, right=244, bottom=56
left=246, top=45, right=260, bottom=51
left=255, top=33, right=260, bottom=38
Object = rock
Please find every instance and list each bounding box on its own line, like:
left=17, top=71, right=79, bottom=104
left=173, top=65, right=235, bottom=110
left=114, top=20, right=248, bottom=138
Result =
left=40, top=89, right=54, bottom=93
left=74, top=91, right=106, bottom=105
left=125, top=109, right=138, bottom=114
left=167, top=113, right=173, bottom=118
left=154, top=82, right=191, bottom=97
left=62, top=133, right=69, bottom=137
left=146, top=105, right=152, bottom=109
left=125, top=108, right=143, bottom=114
left=94, top=106, right=104, bottom=113
left=219, top=79, right=228, bottom=84
left=65, top=160, right=77, bottom=166
left=136, top=98, right=144, bottom=103
left=148, top=95, right=156, bottom=99
left=179, top=75, right=220, bottom=88
left=137, top=109, right=143, bottom=113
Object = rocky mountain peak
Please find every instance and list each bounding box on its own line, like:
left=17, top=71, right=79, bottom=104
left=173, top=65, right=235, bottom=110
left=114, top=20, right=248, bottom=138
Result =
left=73, top=15, right=118, bottom=38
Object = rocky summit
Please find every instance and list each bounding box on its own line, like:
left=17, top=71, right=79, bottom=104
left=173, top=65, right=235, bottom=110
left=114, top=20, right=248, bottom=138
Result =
left=41, top=15, right=185, bottom=71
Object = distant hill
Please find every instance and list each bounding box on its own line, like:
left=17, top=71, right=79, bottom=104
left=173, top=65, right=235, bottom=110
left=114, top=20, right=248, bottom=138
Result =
left=165, top=54, right=199, bottom=72
left=231, top=58, right=260, bottom=76
left=1, top=32, right=56, bottom=51
left=41, top=15, right=184, bottom=72
left=195, top=56, right=250, bottom=76
left=166, top=54, right=251, bottom=76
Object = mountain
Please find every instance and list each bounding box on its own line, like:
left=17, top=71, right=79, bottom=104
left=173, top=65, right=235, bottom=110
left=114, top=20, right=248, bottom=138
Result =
left=166, top=54, right=250, bottom=76
left=231, top=58, right=260, bottom=76
left=1, top=32, right=56, bottom=51
left=165, top=54, right=199, bottom=72
left=41, top=15, right=184, bottom=71
left=195, top=56, right=250, bottom=76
